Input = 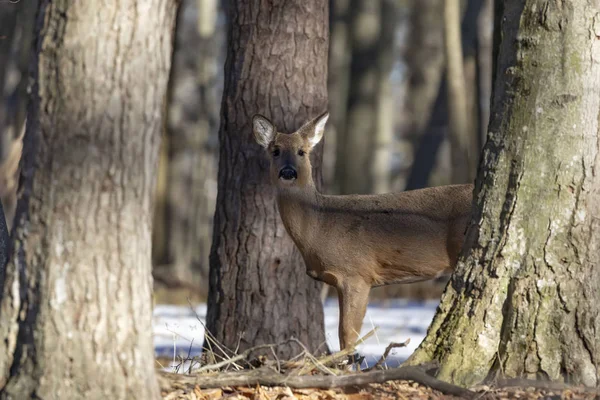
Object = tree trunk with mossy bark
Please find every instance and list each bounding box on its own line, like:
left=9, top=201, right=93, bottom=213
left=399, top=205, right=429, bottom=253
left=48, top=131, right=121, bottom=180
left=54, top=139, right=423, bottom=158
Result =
left=407, top=0, right=600, bottom=387
left=0, top=1, right=178, bottom=398
left=206, top=0, right=328, bottom=360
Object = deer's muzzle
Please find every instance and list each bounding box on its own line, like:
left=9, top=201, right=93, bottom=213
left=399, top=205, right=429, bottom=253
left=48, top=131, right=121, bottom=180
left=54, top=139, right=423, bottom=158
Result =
left=279, top=166, right=297, bottom=181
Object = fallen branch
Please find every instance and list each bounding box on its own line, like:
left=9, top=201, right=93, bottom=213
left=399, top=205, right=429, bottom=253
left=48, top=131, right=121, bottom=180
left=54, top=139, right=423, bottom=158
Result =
left=159, top=365, right=476, bottom=399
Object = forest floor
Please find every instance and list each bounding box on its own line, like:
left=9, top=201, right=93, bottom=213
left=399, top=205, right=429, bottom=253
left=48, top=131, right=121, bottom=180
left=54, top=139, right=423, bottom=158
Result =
left=154, top=301, right=598, bottom=399
left=158, top=372, right=600, bottom=399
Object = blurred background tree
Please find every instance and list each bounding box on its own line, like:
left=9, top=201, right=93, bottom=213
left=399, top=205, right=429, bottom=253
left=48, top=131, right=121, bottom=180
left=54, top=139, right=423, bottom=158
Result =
left=152, top=0, right=225, bottom=302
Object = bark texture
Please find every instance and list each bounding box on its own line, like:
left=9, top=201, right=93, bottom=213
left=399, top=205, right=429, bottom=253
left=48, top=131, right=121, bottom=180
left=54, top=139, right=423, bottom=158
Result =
left=408, top=0, right=600, bottom=387
left=0, top=1, right=178, bottom=398
left=206, top=0, right=328, bottom=359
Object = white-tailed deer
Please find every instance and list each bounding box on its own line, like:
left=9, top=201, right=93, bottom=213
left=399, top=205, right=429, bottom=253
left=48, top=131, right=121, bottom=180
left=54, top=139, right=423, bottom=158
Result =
left=253, top=112, right=473, bottom=352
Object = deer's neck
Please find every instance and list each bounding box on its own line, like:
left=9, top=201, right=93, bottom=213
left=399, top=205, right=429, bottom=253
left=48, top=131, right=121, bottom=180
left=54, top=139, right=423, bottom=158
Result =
left=276, top=184, right=321, bottom=249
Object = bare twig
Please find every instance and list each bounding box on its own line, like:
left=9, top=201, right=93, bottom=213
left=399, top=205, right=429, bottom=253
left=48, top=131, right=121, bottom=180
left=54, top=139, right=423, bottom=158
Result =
left=195, top=343, right=277, bottom=373
left=366, top=338, right=411, bottom=371
left=281, top=328, right=377, bottom=372
left=185, top=298, right=241, bottom=369
left=289, top=338, right=339, bottom=377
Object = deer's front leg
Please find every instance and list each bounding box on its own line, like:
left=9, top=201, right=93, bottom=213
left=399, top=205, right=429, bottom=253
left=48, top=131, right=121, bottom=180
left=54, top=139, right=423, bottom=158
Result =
left=336, top=278, right=370, bottom=351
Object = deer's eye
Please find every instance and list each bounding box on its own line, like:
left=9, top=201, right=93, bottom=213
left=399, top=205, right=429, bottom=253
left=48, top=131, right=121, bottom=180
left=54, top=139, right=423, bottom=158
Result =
left=272, top=148, right=281, bottom=157
left=298, top=149, right=305, bottom=157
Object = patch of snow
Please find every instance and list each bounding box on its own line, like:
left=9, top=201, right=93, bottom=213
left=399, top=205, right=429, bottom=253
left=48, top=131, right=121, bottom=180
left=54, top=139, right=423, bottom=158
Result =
left=153, top=299, right=437, bottom=371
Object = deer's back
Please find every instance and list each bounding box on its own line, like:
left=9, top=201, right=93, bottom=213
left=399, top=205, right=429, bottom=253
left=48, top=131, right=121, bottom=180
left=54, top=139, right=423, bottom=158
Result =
left=303, top=184, right=473, bottom=286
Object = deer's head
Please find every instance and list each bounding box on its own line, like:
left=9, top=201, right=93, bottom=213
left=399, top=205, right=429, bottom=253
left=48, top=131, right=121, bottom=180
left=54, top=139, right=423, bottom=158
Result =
left=253, top=112, right=328, bottom=188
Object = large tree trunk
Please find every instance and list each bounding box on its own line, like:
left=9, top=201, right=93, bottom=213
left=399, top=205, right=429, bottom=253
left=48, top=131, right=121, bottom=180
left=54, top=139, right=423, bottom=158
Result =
left=206, top=0, right=328, bottom=360
left=408, top=0, right=600, bottom=387
left=153, top=0, right=223, bottom=298
left=0, top=1, right=178, bottom=398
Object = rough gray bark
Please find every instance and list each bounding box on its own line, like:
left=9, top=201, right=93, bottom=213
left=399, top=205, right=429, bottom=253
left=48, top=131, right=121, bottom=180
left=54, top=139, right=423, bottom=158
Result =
left=153, top=0, right=223, bottom=298
left=0, top=0, right=178, bottom=398
left=408, top=0, right=600, bottom=387
left=206, top=0, right=328, bottom=360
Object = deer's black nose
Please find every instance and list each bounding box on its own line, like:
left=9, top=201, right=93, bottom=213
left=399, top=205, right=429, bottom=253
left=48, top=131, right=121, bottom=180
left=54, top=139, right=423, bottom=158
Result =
left=279, top=166, right=297, bottom=181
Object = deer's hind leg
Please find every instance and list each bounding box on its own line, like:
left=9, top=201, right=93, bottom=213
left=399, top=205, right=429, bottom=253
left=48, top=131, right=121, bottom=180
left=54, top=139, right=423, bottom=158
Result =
left=336, top=278, right=370, bottom=351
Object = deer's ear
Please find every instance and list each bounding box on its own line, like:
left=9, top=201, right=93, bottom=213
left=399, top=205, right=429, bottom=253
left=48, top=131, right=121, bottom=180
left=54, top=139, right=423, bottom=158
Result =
left=252, top=114, right=276, bottom=148
left=302, top=111, right=328, bottom=149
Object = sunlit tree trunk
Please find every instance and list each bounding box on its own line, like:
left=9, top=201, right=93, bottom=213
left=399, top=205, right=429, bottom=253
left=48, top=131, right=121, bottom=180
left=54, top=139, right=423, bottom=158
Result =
left=408, top=0, right=600, bottom=387
left=444, top=0, right=473, bottom=183
left=0, top=1, right=178, bottom=398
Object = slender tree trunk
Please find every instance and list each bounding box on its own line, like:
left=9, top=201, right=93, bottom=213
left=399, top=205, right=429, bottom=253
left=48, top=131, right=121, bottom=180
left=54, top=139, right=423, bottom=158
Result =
left=400, top=0, right=444, bottom=141
left=475, top=0, right=494, bottom=150
left=153, top=0, right=222, bottom=298
left=326, top=0, right=351, bottom=193
left=408, top=0, right=600, bottom=387
left=0, top=1, right=178, bottom=398
left=336, top=0, right=380, bottom=194
left=206, top=0, right=328, bottom=360
left=444, top=0, right=473, bottom=184
left=371, top=0, right=397, bottom=194
left=0, top=5, right=18, bottom=120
